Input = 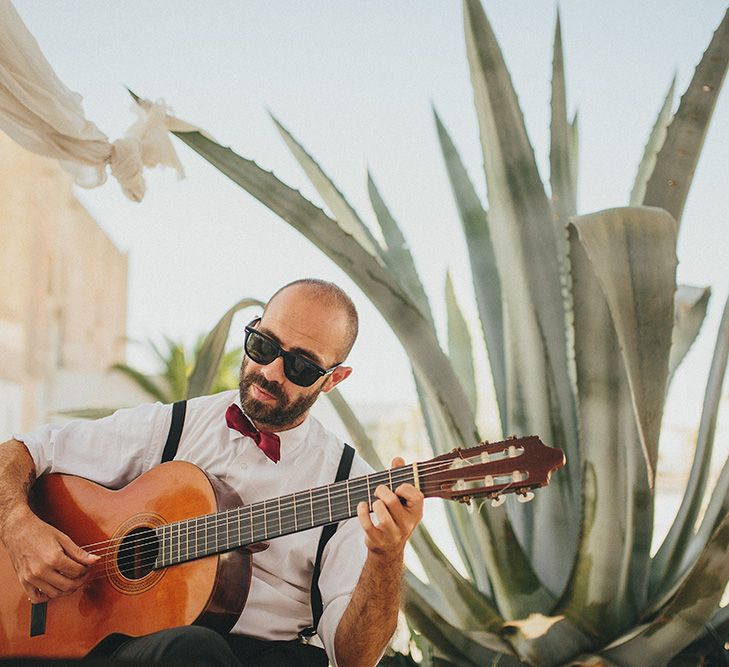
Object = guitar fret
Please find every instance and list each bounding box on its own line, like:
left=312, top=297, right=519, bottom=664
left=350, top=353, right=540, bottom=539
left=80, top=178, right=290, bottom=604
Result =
left=237, top=507, right=242, bottom=548
left=278, top=497, right=283, bottom=536
left=263, top=500, right=268, bottom=539
left=293, top=494, right=298, bottom=532
left=346, top=479, right=351, bottom=516
left=327, top=485, right=332, bottom=523
left=309, top=489, right=314, bottom=527
left=367, top=475, right=372, bottom=508
left=157, top=526, right=164, bottom=567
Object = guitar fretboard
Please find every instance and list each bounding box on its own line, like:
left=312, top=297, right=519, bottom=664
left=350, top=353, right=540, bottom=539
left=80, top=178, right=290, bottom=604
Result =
left=153, top=465, right=418, bottom=569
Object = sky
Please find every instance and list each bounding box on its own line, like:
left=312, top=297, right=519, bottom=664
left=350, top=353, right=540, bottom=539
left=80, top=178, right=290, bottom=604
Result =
left=9, top=1, right=729, bottom=446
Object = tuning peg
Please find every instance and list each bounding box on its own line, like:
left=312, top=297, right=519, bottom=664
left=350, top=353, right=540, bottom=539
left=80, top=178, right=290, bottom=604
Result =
left=490, top=495, right=506, bottom=508
left=517, top=491, right=535, bottom=503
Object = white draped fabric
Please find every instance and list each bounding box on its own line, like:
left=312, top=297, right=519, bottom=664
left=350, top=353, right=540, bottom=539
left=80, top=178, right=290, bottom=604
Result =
left=0, top=0, right=192, bottom=202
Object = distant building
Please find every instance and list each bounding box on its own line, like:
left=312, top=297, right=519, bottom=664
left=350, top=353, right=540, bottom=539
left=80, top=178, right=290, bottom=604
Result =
left=0, top=134, right=134, bottom=433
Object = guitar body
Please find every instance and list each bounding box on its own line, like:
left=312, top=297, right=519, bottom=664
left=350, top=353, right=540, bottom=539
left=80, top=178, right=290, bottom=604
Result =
left=0, top=461, right=252, bottom=659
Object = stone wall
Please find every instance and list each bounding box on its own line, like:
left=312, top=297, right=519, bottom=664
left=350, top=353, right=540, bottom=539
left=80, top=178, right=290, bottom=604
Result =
left=0, top=134, right=129, bottom=432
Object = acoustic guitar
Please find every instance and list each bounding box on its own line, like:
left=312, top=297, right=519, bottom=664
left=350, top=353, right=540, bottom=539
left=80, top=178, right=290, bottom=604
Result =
left=0, top=435, right=564, bottom=658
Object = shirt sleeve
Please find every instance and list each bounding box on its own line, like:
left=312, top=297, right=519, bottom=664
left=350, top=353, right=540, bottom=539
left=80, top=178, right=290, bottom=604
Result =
left=315, top=514, right=368, bottom=666
left=13, top=401, right=172, bottom=488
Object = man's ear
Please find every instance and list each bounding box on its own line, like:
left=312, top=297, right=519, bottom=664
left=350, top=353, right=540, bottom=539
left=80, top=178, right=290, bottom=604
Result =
left=322, top=365, right=352, bottom=393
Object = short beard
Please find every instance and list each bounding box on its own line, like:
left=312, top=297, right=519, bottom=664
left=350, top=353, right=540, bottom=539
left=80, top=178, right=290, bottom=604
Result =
left=239, top=361, right=321, bottom=430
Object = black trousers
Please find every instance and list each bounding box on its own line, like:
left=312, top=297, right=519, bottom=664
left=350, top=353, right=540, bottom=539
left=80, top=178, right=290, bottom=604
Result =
left=89, top=626, right=328, bottom=667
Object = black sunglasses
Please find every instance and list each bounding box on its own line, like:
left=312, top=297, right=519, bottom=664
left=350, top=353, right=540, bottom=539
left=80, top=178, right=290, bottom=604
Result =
left=243, top=318, right=341, bottom=387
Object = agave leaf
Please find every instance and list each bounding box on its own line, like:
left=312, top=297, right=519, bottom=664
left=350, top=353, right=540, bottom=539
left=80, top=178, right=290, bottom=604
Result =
left=367, top=172, right=433, bottom=324
left=650, top=291, right=729, bottom=596
left=556, top=221, right=647, bottom=638
left=550, top=8, right=577, bottom=227
left=445, top=272, right=478, bottom=414
left=463, top=0, right=579, bottom=508
left=668, top=285, right=711, bottom=382
left=187, top=297, right=263, bottom=399
left=642, top=8, right=729, bottom=227
left=569, top=111, right=579, bottom=203
left=501, top=612, right=593, bottom=666
left=571, top=206, right=678, bottom=485
left=270, top=114, right=385, bottom=262
left=324, top=387, right=385, bottom=470
left=602, top=511, right=729, bottom=664
left=645, top=451, right=729, bottom=619
left=629, top=77, right=675, bottom=206
left=567, top=219, right=656, bottom=615
left=409, top=526, right=503, bottom=634
left=549, top=9, right=578, bottom=433
left=167, top=129, right=479, bottom=450
left=464, top=0, right=582, bottom=593
left=669, top=603, right=729, bottom=665
left=111, top=363, right=170, bottom=403
left=434, top=109, right=506, bottom=432
left=683, top=451, right=729, bottom=573
left=412, top=370, right=491, bottom=592
left=413, top=365, right=559, bottom=618
left=403, top=573, right=521, bottom=664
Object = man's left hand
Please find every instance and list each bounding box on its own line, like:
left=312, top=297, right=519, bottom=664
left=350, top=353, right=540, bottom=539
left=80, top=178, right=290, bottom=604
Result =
left=356, top=457, right=424, bottom=561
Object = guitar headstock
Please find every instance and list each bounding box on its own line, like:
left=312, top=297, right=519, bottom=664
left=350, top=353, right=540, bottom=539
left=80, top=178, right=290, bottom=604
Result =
left=417, top=436, right=565, bottom=506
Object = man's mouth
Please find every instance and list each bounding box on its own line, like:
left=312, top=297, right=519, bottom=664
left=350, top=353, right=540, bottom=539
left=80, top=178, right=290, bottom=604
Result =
left=251, top=383, right=277, bottom=402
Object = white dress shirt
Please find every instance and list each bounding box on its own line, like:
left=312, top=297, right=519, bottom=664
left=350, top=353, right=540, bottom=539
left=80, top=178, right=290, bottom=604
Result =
left=15, top=389, right=373, bottom=664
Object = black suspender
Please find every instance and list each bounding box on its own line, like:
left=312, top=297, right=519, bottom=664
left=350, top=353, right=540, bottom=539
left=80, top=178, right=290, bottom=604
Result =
left=160, top=404, right=355, bottom=639
left=300, top=442, right=355, bottom=640
left=161, top=400, right=187, bottom=463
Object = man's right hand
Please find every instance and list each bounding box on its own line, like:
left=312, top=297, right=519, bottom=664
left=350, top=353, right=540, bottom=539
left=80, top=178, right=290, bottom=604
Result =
left=2, top=506, right=99, bottom=604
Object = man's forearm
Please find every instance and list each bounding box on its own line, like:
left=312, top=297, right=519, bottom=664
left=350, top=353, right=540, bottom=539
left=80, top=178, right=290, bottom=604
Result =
left=0, top=439, right=37, bottom=543
left=334, top=552, right=403, bottom=667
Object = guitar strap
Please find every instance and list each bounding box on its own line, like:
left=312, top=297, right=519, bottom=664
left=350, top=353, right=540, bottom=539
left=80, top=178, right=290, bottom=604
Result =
left=299, top=442, right=355, bottom=643
left=160, top=400, right=187, bottom=463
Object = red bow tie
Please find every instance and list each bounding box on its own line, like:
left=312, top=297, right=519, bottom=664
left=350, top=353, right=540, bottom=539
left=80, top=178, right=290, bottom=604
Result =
left=225, top=404, right=281, bottom=463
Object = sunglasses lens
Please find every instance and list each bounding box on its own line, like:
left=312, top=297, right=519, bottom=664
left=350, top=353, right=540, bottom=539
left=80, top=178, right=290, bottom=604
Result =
left=245, top=329, right=279, bottom=364
left=245, top=323, right=333, bottom=388
left=283, top=355, right=321, bottom=387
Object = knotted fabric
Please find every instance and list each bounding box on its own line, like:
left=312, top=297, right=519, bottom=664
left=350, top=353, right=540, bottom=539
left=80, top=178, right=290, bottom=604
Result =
left=0, top=1, right=204, bottom=202
left=225, top=404, right=281, bottom=463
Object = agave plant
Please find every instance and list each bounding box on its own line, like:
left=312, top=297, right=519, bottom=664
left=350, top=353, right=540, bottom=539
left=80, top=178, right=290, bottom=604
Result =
left=143, top=1, right=729, bottom=663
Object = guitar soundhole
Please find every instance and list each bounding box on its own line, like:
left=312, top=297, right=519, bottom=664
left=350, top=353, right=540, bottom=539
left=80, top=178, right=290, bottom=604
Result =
left=117, top=527, right=159, bottom=580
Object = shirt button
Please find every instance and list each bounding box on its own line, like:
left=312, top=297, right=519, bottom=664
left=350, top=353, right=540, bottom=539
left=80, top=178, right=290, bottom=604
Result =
left=240, top=462, right=248, bottom=470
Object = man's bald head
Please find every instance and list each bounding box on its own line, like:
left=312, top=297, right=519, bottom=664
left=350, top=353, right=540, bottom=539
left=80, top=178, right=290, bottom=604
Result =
left=264, top=279, right=359, bottom=361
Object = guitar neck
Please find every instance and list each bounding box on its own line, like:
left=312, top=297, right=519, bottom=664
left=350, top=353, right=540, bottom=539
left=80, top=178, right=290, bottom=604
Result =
left=154, top=465, right=418, bottom=569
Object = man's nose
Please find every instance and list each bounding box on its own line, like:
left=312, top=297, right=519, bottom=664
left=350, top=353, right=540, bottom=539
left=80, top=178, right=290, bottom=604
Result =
left=259, top=355, right=287, bottom=384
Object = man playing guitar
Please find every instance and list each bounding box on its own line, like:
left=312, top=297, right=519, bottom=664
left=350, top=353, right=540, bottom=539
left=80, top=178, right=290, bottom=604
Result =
left=0, top=279, right=424, bottom=666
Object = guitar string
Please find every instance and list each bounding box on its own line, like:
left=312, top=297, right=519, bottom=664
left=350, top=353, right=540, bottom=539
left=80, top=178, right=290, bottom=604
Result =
left=77, top=473, right=525, bottom=589
left=77, top=483, right=528, bottom=584
left=71, top=458, right=531, bottom=583
left=78, top=454, right=528, bottom=564
left=80, top=462, right=442, bottom=557
left=78, top=452, right=521, bottom=559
